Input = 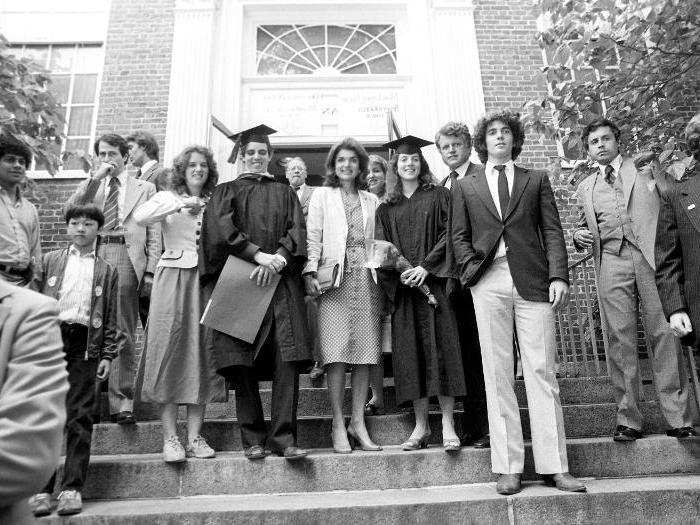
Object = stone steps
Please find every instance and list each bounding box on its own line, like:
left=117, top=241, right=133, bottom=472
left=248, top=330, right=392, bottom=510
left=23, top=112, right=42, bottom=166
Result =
left=86, top=402, right=669, bottom=455
left=37, top=475, right=700, bottom=525
left=101, top=376, right=666, bottom=421
left=57, top=435, right=697, bottom=500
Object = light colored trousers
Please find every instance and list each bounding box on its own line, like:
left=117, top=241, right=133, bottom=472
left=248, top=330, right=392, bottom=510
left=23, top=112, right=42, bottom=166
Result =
left=470, top=258, right=568, bottom=474
left=99, top=243, right=139, bottom=415
left=599, top=241, right=691, bottom=430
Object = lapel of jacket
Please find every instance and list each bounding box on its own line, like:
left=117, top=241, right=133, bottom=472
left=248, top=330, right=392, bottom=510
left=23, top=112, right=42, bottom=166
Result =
left=468, top=165, right=500, bottom=221
left=503, top=165, right=531, bottom=221
left=679, top=176, right=700, bottom=234
left=122, top=176, right=142, bottom=220
left=359, top=190, right=372, bottom=231
left=300, top=186, right=312, bottom=208
left=47, top=249, right=70, bottom=296
left=0, top=281, right=11, bottom=330
left=620, top=157, right=637, bottom=208
left=89, top=256, right=105, bottom=322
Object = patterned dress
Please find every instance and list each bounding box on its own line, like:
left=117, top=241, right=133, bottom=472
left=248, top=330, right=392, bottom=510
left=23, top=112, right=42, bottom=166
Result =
left=317, top=191, right=383, bottom=365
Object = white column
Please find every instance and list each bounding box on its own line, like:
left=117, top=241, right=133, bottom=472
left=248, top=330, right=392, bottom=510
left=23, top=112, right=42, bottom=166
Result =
left=414, top=0, right=486, bottom=178
left=163, top=0, right=218, bottom=165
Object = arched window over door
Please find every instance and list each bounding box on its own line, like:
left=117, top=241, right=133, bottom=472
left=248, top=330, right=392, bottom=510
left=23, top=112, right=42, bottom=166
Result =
left=256, top=24, right=397, bottom=75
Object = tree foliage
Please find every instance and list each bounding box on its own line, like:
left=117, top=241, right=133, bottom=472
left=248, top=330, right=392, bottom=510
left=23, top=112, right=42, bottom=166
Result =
left=526, top=0, right=699, bottom=183
left=0, top=34, right=64, bottom=174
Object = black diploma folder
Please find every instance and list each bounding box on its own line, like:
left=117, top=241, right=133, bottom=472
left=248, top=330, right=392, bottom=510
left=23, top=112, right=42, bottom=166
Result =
left=200, top=255, right=281, bottom=344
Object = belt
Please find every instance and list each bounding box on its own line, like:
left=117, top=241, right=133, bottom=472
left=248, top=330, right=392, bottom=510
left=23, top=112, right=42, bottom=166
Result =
left=98, top=235, right=126, bottom=245
left=0, top=263, right=29, bottom=276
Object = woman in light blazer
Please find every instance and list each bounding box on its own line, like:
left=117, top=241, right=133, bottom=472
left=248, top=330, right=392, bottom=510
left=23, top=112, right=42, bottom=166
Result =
left=133, top=145, right=224, bottom=464
left=304, top=137, right=383, bottom=454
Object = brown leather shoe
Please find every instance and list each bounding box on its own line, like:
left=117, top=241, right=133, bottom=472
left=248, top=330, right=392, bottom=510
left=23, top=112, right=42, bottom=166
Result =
left=542, top=472, right=586, bottom=492
left=496, top=473, right=522, bottom=495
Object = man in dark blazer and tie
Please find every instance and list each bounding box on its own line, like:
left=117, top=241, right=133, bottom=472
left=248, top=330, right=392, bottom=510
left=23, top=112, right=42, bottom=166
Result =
left=435, top=121, right=489, bottom=448
left=655, top=115, right=700, bottom=425
left=449, top=111, right=584, bottom=495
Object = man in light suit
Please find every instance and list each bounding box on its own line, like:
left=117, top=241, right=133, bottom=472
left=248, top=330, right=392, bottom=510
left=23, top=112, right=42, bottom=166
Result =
left=436, top=121, right=489, bottom=449
left=126, top=131, right=168, bottom=328
left=573, top=117, right=693, bottom=441
left=69, top=133, right=160, bottom=423
left=126, top=131, right=168, bottom=191
left=450, top=110, right=584, bottom=495
left=0, top=280, right=68, bottom=524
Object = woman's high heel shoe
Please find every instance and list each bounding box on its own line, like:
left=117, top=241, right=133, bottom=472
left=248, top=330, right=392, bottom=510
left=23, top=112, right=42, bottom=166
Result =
left=347, top=425, right=382, bottom=451
left=401, top=432, right=431, bottom=451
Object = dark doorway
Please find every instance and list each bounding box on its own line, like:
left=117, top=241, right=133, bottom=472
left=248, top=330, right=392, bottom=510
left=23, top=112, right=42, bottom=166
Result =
left=270, top=144, right=389, bottom=186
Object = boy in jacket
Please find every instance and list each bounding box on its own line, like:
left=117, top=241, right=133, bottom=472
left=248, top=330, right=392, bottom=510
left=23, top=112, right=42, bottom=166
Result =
left=29, top=204, right=124, bottom=517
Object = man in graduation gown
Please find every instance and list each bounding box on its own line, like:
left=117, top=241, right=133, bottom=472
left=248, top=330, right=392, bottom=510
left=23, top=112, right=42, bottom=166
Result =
left=201, top=124, right=311, bottom=460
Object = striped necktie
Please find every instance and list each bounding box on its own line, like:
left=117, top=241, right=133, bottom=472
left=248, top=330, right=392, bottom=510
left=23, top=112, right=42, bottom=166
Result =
left=103, top=177, right=120, bottom=230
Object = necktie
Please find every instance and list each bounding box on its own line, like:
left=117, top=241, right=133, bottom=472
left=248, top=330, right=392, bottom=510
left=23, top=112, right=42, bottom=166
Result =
left=135, top=167, right=142, bottom=179
left=103, top=177, right=120, bottom=230
left=604, top=164, right=615, bottom=185
left=495, top=164, right=509, bottom=219
left=449, top=171, right=458, bottom=187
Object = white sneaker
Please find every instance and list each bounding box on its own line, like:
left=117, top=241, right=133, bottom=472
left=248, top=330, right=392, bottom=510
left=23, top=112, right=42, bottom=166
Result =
left=28, top=492, right=52, bottom=517
left=163, top=435, right=186, bottom=463
left=56, top=490, right=82, bottom=516
left=186, top=435, right=216, bottom=458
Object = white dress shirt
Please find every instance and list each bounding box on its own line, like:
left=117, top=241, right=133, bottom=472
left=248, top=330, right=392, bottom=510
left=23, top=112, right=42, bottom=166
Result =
left=58, top=245, right=96, bottom=326
left=485, top=159, right=515, bottom=258
left=295, top=183, right=307, bottom=200
left=443, top=161, right=471, bottom=190
left=596, top=154, right=623, bottom=182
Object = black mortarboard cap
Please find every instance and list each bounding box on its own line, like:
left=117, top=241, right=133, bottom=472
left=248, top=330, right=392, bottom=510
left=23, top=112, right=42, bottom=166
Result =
left=383, top=135, right=434, bottom=155
left=211, top=117, right=277, bottom=164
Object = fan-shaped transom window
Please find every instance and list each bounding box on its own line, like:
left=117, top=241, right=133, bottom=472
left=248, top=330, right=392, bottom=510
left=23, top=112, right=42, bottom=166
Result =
left=256, top=24, right=397, bottom=75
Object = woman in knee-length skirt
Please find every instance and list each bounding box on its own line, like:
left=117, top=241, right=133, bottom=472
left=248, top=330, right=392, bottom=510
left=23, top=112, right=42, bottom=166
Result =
left=134, top=145, right=226, bottom=463
left=304, top=138, right=384, bottom=454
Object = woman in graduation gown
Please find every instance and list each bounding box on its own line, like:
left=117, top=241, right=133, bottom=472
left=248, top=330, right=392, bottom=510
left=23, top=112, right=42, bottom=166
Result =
left=133, top=145, right=225, bottom=463
left=375, top=136, right=466, bottom=452
left=303, top=137, right=383, bottom=454
left=201, top=125, right=311, bottom=461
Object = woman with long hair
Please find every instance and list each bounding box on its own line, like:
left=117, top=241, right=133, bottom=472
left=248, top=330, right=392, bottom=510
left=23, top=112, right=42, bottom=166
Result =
left=134, top=145, right=225, bottom=463
left=376, top=135, right=466, bottom=452
left=304, top=138, right=383, bottom=453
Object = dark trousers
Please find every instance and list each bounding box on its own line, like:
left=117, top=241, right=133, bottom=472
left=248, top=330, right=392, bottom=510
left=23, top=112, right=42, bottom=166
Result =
left=452, top=287, right=489, bottom=438
left=43, top=323, right=98, bottom=493
left=231, top=329, right=300, bottom=453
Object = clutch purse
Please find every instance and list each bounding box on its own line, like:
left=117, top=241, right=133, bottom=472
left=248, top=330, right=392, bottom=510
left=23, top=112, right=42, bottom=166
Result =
left=316, top=260, right=340, bottom=293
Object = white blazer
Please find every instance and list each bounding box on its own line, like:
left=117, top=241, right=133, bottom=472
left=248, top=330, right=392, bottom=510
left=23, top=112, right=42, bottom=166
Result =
left=304, top=186, right=379, bottom=286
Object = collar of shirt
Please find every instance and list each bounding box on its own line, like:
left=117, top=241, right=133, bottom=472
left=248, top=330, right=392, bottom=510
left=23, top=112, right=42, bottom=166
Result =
left=295, top=183, right=307, bottom=195
left=597, top=154, right=623, bottom=179
left=108, top=170, right=127, bottom=188
left=454, top=161, right=470, bottom=179
left=485, top=159, right=515, bottom=179
left=0, top=185, right=23, bottom=204
left=140, top=159, right=157, bottom=175
left=239, top=171, right=275, bottom=181
left=68, top=244, right=96, bottom=258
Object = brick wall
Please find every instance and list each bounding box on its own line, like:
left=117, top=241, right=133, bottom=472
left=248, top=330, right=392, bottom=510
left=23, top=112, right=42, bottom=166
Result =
left=26, top=179, right=81, bottom=253
left=95, top=0, right=176, bottom=160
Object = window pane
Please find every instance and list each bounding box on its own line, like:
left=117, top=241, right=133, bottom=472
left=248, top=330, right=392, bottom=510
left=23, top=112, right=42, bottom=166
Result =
left=73, top=45, right=102, bottom=73
left=50, top=45, right=74, bottom=73
left=300, top=25, right=324, bottom=47
left=343, top=63, right=369, bottom=74
left=23, top=45, right=49, bottom=67
left=367, top=55, right=396, bottom=74
left=67, top=106, right=93, bottom=136
left=328, top=26, right=353, bottom=47
left=72, top=74, right=97, bottom=103
left=63, top=138, right=90, bottom=170
left=50, top=75, right=70, bottom=104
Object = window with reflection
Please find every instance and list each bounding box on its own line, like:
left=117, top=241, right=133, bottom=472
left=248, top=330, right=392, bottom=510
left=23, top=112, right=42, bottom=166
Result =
left=12, top=43, right=103, bottom=170
left=257, top=25, right=397, bottom=75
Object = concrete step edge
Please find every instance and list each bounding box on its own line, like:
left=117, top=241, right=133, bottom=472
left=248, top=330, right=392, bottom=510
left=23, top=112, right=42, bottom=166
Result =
left=38, top=475, right=700, bottom=524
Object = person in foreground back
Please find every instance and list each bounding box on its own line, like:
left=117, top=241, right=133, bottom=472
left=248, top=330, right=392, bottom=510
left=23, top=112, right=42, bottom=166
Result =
left=449, top=110, right=585, bottom=495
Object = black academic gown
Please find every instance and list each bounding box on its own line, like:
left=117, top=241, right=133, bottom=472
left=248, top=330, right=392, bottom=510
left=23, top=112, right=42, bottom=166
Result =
left=376, top=185, right=466, bottom=404
left=201, top=173, right=311, bottom=378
